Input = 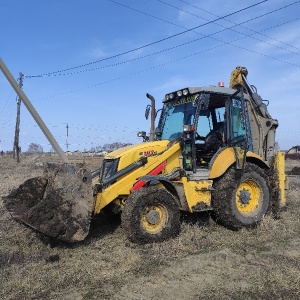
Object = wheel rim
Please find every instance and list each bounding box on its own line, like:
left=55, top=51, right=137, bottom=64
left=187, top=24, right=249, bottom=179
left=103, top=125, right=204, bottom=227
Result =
left=236, top=178, right=262, bottom=216
left=141, top=204, right=168, bottom=234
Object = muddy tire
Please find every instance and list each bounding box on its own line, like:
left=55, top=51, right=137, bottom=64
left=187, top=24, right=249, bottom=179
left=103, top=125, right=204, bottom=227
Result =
left=212, top=163, right=270, bottom=230
left=121, top=186, right=180, bottom=244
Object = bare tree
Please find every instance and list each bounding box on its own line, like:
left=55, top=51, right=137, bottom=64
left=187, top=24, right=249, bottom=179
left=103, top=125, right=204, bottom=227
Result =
left=100, top=142, right=132, bottom=152
left=27, top=143, right=43, bottom=154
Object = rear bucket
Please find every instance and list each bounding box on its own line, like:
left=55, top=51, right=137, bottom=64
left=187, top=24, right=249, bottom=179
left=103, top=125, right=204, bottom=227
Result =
left=3, top=162, right=94, bottom=242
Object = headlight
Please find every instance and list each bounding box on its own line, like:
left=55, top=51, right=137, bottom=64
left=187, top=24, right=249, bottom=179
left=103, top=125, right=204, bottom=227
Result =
left=100, top=159, right=119, bottom=181
left=177, top=90, right=183, bottom=97
left=183, top=89, right=189, bottom=96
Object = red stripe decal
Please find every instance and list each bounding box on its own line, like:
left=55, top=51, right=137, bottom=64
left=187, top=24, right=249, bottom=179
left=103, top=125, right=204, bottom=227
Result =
left=130, top=162, right=167, bottom=191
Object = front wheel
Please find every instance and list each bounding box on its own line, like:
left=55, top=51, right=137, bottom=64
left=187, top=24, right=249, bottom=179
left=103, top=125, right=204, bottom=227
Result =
left=121, top=186, right=180, bottom=244
left=212, top=164, right=270, bottom=229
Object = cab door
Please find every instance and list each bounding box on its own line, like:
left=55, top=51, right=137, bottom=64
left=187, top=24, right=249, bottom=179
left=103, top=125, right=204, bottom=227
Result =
left=226, top=97, right=253, bottom=151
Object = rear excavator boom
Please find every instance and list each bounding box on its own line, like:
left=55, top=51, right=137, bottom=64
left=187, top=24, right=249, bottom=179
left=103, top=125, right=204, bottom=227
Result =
left=230, top=66, right=279, bottom=161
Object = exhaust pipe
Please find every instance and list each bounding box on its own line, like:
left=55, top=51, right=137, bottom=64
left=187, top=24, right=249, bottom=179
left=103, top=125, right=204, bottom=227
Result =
left=146, top=93, right=156, bottom=142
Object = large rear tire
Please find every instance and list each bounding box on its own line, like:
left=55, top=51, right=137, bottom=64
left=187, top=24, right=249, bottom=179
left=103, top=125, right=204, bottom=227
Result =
left=121, top=186, right=180, bottom=244
left=212, top=163, right=270, bottom=230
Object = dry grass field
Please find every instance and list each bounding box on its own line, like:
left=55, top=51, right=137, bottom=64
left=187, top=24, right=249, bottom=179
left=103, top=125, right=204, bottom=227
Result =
left=0, top=155, right=299, bottom=300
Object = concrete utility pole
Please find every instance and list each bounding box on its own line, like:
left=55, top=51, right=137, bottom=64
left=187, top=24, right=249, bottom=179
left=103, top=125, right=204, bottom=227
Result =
left=13, top=72, right=23, bottom=162
left=0, top=58, right=69, bottom=163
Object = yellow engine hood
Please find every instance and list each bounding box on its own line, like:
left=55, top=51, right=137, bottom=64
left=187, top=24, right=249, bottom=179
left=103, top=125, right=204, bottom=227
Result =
left=104, top=140, right=171, bottom=171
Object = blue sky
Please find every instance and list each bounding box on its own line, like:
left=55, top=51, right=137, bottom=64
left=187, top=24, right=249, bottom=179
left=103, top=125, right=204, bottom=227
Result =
left=1, top=0, right=300, bottom=152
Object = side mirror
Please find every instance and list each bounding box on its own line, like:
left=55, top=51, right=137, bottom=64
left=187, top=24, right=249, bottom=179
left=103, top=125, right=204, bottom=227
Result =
left=137, top=131, right=146, bottom=138
left=137, top=131, right=149, bottom=142
left=145, top=106, right=150, bottom=120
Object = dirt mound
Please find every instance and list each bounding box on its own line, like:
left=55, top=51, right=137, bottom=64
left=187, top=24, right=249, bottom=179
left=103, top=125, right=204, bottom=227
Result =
left=3, top=162, right=94, bottom=242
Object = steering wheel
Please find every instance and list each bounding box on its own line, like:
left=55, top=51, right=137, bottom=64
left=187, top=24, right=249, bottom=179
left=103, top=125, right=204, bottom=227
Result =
left=195, top=132, right=205, bottom=141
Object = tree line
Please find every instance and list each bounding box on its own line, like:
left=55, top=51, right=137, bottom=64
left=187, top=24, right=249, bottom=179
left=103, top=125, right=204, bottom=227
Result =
left=25, top=142, right=132, bottom=154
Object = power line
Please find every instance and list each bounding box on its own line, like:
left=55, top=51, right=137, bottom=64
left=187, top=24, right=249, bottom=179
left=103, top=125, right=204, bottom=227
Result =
left=178, top=0, right=300, bottom=52
left=23, top=7, right=299, bottom=90
left=0, top=90, right=13, bottom=117
left=0, top=88, right=19, bottom=126
left=0, top=99, right=16, bottom=125
left=113, top=0, right=300, bottom=58
left=37, top=29, right=300, bottom=102
left=25, top=1, right=299, bottom=79
left=1, top=15, right=298, bottom=108
left=1, top=0, right=298, bottom=146
left=157, top=0, right=300, bottom=54
left=23, top=17, right=298, bottom=80
left=24, top=0, right=268, bottom=78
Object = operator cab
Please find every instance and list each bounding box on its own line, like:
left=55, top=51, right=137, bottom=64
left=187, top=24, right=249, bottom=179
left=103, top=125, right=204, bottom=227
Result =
left=156, top=86, right=252, bottom=173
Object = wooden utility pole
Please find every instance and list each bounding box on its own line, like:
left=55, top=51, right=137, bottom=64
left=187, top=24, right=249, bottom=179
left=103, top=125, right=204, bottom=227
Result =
left=13, top=72, right=23, bottom=162
left=66, top=123, right=69, bottom=151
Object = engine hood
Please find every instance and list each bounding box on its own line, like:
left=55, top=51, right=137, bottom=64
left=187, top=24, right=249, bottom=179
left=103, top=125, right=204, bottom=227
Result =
left=104, top=140, right=171, bottom=171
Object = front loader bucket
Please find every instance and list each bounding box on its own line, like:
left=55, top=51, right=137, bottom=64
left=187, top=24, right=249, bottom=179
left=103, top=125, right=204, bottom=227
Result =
left=3, top=162, right=94, bottom=243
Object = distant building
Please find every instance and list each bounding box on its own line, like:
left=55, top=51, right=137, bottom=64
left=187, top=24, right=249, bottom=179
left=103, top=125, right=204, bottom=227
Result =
left=95, top=151, right=108, bottom=157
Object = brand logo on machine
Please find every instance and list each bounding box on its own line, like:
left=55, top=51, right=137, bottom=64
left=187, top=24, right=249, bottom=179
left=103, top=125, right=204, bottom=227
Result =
left=139, top=150, right=157, bottom=157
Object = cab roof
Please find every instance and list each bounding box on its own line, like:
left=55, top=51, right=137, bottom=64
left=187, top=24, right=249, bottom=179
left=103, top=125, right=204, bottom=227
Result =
left=163, top=86, right=250, bottom=108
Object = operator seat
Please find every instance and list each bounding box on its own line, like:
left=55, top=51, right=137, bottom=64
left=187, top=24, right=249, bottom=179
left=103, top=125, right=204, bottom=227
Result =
left=195, top=122, right=224, bottom=165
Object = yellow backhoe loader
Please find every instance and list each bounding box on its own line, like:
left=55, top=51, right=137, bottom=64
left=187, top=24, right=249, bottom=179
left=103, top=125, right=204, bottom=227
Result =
left=1, top=58, right=286, bottom=244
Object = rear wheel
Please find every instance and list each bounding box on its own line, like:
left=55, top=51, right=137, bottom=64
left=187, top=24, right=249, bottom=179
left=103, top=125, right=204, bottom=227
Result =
left=212, top=163, right=270, bottom=229
left=121, top=186, right=180, bottom=244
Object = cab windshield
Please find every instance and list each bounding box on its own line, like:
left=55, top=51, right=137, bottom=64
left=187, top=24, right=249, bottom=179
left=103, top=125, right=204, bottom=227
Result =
left=157, top=92, right=252, bottom=151
left=159, top=97, right=196, bottom=141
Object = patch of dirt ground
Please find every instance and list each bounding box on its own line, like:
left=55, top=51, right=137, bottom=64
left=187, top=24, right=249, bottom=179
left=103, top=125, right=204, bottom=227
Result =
left=0, top=155, right=299, bottom=300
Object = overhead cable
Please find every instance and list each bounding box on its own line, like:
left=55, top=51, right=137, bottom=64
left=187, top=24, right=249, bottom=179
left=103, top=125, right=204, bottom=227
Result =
left=25, top=1, right=300, bottom=79
left=30, top=15, right=300, bottom=78
left=24, top=0, right=268, bottom=78
left=158, top=0, right=300, bottom=53
left=37, top=31, right=300, bottom=102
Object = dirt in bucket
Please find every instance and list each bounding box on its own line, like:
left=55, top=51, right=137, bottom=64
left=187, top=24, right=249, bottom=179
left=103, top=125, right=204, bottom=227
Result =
left=3, top=162, right=94, bottom=242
